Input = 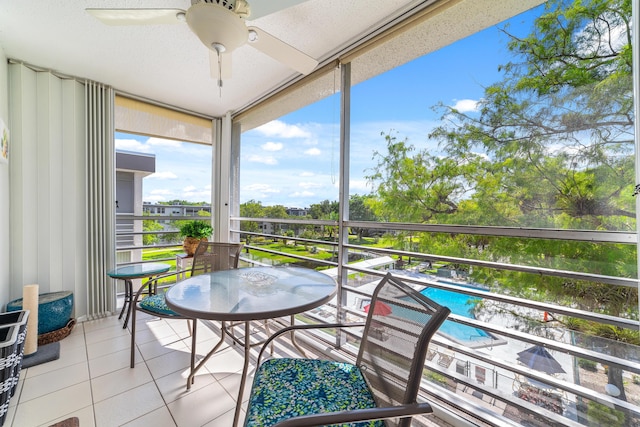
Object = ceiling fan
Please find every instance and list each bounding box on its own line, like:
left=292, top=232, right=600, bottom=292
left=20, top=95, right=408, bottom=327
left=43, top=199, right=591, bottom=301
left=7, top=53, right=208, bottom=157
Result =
left=86, top=0, right=318, bottom=87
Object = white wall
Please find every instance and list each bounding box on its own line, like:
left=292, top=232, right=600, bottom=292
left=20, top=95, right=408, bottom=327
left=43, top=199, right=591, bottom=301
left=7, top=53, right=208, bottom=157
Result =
left=8, top=64, right=88, bottom=318
left=0, top=45, right=10, bottom=309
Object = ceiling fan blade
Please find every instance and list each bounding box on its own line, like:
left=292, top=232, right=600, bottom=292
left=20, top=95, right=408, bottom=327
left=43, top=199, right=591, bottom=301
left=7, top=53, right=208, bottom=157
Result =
left=209, top=50, right=233, bottom=80
left=247, top=0, right=312, bottom=20
left=247, top=27, right=318, bottom=75
left=86, top=9, right=186, bottom=25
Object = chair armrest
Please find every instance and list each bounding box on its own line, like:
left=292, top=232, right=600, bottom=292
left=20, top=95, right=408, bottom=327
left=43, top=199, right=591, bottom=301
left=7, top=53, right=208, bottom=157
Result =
left=132, top=270, right=185, bottom=302
left=256, top=322, right=366, bottom=365
left=271, top=402, right=434, bottom=427
left=146, top=271, right=176, bottom=283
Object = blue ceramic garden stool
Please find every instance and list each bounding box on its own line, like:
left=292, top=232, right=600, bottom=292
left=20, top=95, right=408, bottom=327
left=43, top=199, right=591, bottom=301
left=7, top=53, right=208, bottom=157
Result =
left=6, top=291, right=73, bottom=334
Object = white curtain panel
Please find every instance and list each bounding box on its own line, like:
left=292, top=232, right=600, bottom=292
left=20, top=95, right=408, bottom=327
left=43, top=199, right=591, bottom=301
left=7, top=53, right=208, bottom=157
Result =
left=8, top=63, right=115, bottom=320
left=86, top=81, right=116, bottom=320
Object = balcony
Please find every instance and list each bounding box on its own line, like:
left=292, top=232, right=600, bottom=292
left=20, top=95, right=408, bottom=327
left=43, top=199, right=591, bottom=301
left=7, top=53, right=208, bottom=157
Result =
left=92, top=217, right=640, bottom=427
left=8, top=313, right=247, bottom=426
left=7, top=253, right=639, bottom=426
left=2, top=1, right=639, bottom=426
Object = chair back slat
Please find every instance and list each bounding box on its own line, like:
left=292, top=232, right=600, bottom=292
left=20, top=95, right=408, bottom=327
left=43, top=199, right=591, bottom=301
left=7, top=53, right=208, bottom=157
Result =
left=191, top=242, right=243, bottom=276
left=356, top=273, right=450, bottom=422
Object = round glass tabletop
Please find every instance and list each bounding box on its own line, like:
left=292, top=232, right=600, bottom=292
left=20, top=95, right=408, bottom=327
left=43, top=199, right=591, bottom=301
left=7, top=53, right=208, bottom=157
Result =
left=165, top=266, right=337, bottom=321
left=107, top=262, right=171, bottom=279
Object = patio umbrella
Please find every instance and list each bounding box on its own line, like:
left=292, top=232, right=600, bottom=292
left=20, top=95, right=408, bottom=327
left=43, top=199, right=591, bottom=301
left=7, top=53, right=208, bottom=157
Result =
left=517, top=345, right=566, bottom=375
left=364, top=301, right=393, bottom=316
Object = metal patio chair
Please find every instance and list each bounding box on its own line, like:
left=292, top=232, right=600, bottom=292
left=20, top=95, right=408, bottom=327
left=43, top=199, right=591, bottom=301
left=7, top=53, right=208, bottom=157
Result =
left=129, top=241, right=243, bottom=368
left=243, top=272, right=451, bottom=427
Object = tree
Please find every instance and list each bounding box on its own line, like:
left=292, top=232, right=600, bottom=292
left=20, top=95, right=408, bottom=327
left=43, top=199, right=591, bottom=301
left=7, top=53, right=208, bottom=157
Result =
left=367, top=0, right=636, bottom=410
left=263, top=205, right=289, bottom=239
left=428, top=0, right=637, bottom=324
left=309, top=200, right=339, bottom=239
left=142, top=213, right=164, bottom=246
left=429, top=0, right=634, bottom=229
left=264, top=205, right=288, bottom=219
left=240, top=200, right=264, bottom=244
left=308, top=200, right=339, bottom=219
left=349, top=194, right=378, bottom=240
left=368, top=0, right=635, bottom=277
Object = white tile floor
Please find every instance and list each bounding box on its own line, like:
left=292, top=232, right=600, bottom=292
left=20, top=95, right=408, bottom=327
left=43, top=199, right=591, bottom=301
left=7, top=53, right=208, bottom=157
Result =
left=5, top=312, right=249, bottom=427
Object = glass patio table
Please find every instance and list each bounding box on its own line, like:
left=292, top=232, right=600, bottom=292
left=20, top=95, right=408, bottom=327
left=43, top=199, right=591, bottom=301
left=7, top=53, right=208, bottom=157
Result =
left=107, top=262, right=171, bottom=329
left=165, top=266, right=337, bottom=427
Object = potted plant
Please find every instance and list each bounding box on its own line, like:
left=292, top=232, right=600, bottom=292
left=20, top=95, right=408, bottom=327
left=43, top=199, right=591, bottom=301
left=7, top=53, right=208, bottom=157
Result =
left=179, top=220, right=213, bottom=256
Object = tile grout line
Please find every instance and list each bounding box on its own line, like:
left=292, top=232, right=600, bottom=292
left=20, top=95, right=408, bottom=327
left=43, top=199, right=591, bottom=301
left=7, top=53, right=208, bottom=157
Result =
left=82, top=320, right=99, bottom=427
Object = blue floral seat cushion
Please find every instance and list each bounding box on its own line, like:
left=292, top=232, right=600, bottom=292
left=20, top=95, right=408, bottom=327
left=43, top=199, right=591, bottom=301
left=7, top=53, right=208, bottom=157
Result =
left=138, top=293, right=179, bottom=316
left=245, top=358, right=383, bottom=427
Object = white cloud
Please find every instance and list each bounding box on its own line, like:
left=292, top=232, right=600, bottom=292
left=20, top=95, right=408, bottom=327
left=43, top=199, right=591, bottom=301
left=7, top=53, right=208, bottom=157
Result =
left=451, top=99, right=480, bottom=113
left=183, top=188, right=211, bottom=199
left=289, top=191, right=315, bottom=198
left=115, top=138, right=152, bottom=153
left=299, top=182, right=322, bottom=189
left=299, top=171, right=315, bottom=177
left=262, top=142, right=283, bottom=151
left=148, top=171, right=178, bottom=180
left=146, top=137, right=183, bottom=148
left=144, top=194, right=166, bottom=203
left=304, top=148, right=321, bottom=156
left=349, top=179, right=372, bottom=192
left=255, top=120, right=311, bottom=139
left=245, top=183, right=280, bottom=193
left=144, top=188, right=173, bottom=202
left=248, top=155, right=277, bottom=165
left=183, top=185, right=196, bottom=192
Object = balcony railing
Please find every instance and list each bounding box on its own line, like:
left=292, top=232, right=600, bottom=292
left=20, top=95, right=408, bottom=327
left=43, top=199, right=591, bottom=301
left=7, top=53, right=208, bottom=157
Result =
left=115, top=215, right=640, bottom=427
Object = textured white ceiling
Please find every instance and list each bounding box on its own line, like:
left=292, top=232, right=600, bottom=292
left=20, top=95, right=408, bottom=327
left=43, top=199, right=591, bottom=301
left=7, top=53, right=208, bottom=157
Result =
left=0, top=0, right=544, bottom=120
left=0, top=0, right=429, bottom=117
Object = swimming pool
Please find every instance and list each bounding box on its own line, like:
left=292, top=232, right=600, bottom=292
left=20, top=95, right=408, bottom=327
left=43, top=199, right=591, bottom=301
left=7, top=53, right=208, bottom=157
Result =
left=420, top=285, right=494, bottom=346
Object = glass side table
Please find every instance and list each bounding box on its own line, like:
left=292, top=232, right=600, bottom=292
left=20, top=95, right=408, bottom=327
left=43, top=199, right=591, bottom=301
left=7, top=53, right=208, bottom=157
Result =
left=107, top=262, right=171, bottom=329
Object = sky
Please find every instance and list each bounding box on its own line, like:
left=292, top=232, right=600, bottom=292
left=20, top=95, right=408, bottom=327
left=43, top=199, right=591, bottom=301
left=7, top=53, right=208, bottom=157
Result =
left=115, top=5, right=540, bottom=208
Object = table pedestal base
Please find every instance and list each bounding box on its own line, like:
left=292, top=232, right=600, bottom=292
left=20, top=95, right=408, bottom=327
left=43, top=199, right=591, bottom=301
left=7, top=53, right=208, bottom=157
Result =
left=186, top=317, right=301, bottom=427
left=117, top=279, right=133, bottom=329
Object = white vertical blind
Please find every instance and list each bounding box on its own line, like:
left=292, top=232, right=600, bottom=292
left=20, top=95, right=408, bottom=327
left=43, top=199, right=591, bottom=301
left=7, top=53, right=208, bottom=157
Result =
left=62, top=79, right=88, bottom=318
left=86, top=81, right=116, bottom=319
left=8, top=64, right=90, bottom=317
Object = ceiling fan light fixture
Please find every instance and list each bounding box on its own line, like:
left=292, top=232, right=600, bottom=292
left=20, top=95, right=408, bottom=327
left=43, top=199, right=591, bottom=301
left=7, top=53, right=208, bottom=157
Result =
left=186, top=2, right=248, bottom=54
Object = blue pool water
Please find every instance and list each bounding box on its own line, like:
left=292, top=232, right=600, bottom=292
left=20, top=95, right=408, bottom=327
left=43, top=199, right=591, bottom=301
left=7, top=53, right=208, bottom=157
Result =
left=420, top=286, right=492, bottom=344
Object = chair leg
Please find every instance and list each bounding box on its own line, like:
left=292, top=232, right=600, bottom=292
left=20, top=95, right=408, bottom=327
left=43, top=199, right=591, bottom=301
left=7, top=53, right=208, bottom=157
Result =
left=289, top=314, right=307, bottom=358
left=263, top=320, right=273, bottom=355
left=117, top=279, right=128, bottom=320
left=122, top=279, right=133, bottom=329
left=190, top=319, right=197, bottom=385
left=130, top=303, right=137, bottom=368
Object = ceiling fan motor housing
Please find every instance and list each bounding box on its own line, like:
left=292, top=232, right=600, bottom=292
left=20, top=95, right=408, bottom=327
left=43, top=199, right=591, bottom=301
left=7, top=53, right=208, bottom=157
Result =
left=186, top=1, right=249, bottom=53
left=192, top=0, right=251, bottom=17
left=194, top=0, right=235, bottom=10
